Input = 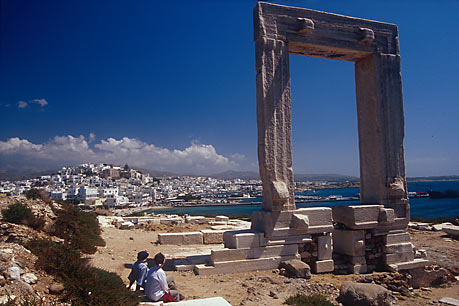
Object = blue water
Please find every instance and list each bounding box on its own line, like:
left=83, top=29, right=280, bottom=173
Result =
left=150, top=181, right=459, bottom=219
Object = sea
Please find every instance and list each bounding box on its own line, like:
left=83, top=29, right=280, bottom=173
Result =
left=149, top=180, right=459, bottom=219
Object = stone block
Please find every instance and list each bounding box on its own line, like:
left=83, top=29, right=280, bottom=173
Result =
left=317, top=233, right=332, bottom=260
left=333, top=229, right=365, bottom=256
left=185, top=216, right=207, bottom=224
left=332, top=205, right=382, bottom=229
left=211, top=244, right=298, bottom=264
left=223, top=230, right=262, bottom=249
left=383, top=242, right=413, bottom=254
left=313, top=259, right=334, bottom=273
left=383, top=252, right=414, bottom=264
left=349, top=256, right=367, bottom=265
left=348, top=264, right=367, bottom=274
left=252, top=208, right=333, bottom=237
left=383, top=233, right=411, bottom=244
left=215, top=215, right=229, bottom=223
left=160, top=217, right=183, bottom=225
left=158, top=232, right=203, bottom=245
left=201, top=230, right=226, bottom=244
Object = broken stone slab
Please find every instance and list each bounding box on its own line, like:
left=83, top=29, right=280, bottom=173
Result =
left=338, top=282, right=395, bottom=306
left=119, top=221, right=135, bottom=230
left=387, top=258, right=430, bottom=272
left=442, top=224, right=459, bottom=238
left=210, top=244, right=298, bottom=264
left=333, top=229, right=365, bottom=256
left=409, top=266, right=449, bottom=289
left=279, top=259, right=311, bottom=279
left=313, top=259, right=334, bottom=273
left=201, top=229, right=226, bottom=244
left=194, top=255, right=298, bottom=275
left=223, top=230, right=263, bottom=249
left=432, top=222, right=453, bottom=231
left=158, top=232, right=203, bottom=245
left=439, top=297, right=459, bottom=306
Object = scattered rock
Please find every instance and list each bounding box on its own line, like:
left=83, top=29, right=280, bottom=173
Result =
left=409, top=266, right=449, bottom=289
left=8, top=266, right=22, bottom=280
left=22, top=273, right=37, bottom=284
left=49, top=282, right=65, bottom=294
left=279, top=259, right=311, bottom=279
left=16, top=280, right=34, bottom=295
left=338, top=281, right=395, bottom=306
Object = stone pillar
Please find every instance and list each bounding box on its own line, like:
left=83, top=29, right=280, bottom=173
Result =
left=355, top=53, right=409, bottom=219
left=255, top=37, right=295, bottom=212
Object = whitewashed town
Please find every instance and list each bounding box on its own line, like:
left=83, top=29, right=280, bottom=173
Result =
left=0, top=163, right=266, bottom=211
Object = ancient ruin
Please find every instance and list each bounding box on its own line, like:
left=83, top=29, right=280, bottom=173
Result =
left=193, top=2, right=428, bottom=275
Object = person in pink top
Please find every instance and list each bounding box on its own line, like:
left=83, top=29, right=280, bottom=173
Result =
left=144, top=252, right=183, bottom=302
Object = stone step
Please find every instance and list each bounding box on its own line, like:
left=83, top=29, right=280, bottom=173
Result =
left=194, top=255, right=298, bottom=275
left=211, top=244, right=297, bottom=264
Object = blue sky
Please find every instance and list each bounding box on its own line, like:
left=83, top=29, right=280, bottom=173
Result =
left=1, top=0, right=458, bottom=176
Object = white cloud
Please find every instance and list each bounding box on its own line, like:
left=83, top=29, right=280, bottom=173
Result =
left=31, top=99, right=48, bottom=107
left=17, top=101, right=28, bottom=109
left=0, top=135, right=241, bottom=175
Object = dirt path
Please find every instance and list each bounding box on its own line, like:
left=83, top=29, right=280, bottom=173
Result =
left=90, top=226, right=459, bottom=306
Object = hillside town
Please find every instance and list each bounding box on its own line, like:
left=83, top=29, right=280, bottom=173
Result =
left=0, top=163, right=266, bottom=211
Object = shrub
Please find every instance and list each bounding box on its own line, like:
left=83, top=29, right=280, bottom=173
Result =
left=24, top=188, right=49, bottom=202
left=284, top=293, right=334, bottom=306
left=1, top=202, right=45, bottom=230
left=53, top=204, right=105, bottom=254
left=2, top=202, right=32, bottom=224
left=26, top=239, right=139, bottom=306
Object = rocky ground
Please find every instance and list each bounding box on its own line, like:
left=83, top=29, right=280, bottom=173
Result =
left=90, top=224, right=459, bottom=306
left=0, top=195, right=458, bottom=305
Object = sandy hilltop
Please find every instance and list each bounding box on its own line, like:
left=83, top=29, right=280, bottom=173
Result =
left=90, top=215, right=459, bottom=306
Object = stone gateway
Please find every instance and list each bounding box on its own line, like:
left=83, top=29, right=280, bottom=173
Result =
left=194, top=2, right=428, bottom=275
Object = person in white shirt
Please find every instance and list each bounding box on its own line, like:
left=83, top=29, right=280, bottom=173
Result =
left=145, top=252, right=182, bottom=302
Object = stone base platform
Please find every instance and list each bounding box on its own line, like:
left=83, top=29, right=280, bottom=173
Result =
left=194, top=255, right=298, bottom=275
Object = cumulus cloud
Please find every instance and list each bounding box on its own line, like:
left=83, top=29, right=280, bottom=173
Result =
left=16, top=98, right=48, bottom=109
left=17, top=101, right=28, bottom=109
left=0, top=135, right=241, bottom=175
left=31, top=99, right=48, bottom=107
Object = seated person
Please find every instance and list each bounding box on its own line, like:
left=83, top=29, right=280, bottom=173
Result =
left=128, top=251, right=149, bottom=291
left=145, top=252, right=182, bottom=302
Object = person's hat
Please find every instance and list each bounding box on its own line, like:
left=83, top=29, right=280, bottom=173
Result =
left=137, top=251, right=149, bottom=261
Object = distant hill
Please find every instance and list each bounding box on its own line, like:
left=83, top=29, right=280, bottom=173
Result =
left=407, top=175, right=459, bottom=182
left=210, top=170, right=260, bottom=180
left=210, top=170, right=359, bottom=182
